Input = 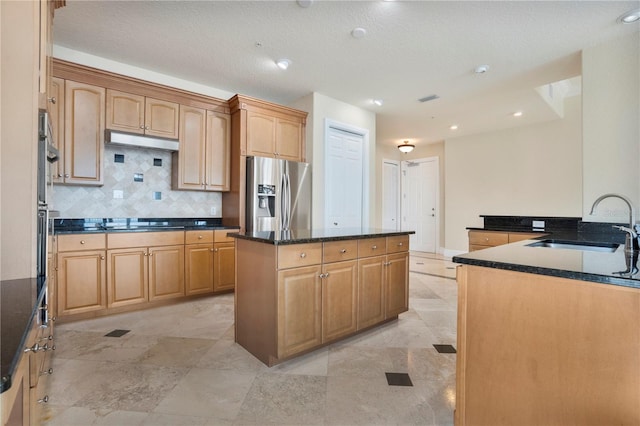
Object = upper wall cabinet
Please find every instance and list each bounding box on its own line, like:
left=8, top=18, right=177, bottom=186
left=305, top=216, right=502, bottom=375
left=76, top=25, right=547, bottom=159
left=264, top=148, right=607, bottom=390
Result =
left=106, top=89, right=179, bottom=139
left=63, top=80, right=105, bottom=186
left=172, top=107, right=231, bottom=192
left=230, top=95, right=307, bottom=162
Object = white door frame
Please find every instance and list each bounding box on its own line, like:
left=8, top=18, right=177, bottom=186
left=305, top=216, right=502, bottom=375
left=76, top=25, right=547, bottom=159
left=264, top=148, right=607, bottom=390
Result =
left=324, top=119, right=370, bottom=228
left=401, top=156, right=440, bottom=253
left=382, top=158, right=400, bottom=230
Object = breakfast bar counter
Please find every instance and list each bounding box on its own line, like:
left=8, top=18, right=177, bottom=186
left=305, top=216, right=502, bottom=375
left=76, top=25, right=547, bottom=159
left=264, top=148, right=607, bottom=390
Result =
left=232, top=229, right=413, bottom=366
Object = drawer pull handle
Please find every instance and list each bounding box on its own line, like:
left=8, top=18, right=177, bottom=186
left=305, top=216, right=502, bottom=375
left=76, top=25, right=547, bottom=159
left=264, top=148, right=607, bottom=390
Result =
left=80, top=240, right=85, bottom=244
left=300, top=253, right=306, bottom=258
left=398, top=242, right=403, bottom=246
left=340, top=249, right=347, bottom=253
left=38, top=396, right=49, bottom=404
left=372, top=245, right=377, bottom=249
left=198, top=235, right=203, bottom=239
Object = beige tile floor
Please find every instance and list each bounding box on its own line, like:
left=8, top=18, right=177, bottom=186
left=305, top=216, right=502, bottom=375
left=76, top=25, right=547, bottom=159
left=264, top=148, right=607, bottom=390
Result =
left=42, top=254, right=458, bottom=426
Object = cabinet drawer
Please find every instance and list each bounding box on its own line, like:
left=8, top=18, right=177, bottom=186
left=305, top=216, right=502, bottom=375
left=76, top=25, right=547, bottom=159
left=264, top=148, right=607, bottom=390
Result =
left=214, top=229, right=236, bottom=243
left=108, top=231, right=184, bottom=249
left=468, top=231, right=508, bottom=247
left=57, top=233, right=106, bottom=252
left=323, top=240, right=358, bottom=263
left=278, top=243, right=322, bottom=269
left=186, top=230, right=214, bottom=244
left=386, top=235, right=409, bottom=253
left=358, top=238, right=386, bottom=258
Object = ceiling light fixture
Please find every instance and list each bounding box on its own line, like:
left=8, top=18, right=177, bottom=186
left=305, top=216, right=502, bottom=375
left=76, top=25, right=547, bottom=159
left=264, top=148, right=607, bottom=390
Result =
left=398, top=140, right=415, bottom=153
left=351, top=27, right=367, bottom=39
left=450, top=125, right=458, bottom=130
left=513, top=111, right=523, bottom=117
left=297, top=0, right=314, bottom=8
left=618, top=8, right=640, bottom=24
left=372, top=99, right=383, bottom=106
left=276, top=59, right=291, bottom=70
left=474, top=65, right=490, bottom=74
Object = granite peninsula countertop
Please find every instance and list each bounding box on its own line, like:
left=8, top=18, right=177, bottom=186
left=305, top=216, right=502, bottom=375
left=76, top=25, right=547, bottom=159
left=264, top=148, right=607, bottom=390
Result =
left=1, top=277, right=46, bottom=393
left=54, top=217, right=239, bottom=234
left=454, top=217, right=639, bottom=289
left=232, top=228, right=415, bottom=245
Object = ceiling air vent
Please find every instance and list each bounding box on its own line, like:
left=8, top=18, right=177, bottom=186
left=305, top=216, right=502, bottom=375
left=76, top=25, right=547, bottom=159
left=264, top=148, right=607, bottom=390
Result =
left=418, top=94, right=439, bottom=103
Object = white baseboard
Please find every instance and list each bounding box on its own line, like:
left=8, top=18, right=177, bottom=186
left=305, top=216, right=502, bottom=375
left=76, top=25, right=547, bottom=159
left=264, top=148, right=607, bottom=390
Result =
left=443, top=248, right=466, bottom=258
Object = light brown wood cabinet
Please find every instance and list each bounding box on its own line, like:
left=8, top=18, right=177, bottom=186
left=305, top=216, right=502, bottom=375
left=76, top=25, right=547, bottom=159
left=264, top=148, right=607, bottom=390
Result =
left=246, top=110, right=304, bottom=161
left=185, top=230, right=236, bottom=295
left=213, top=242, right=235, bottom=292
left=236, top=234, right=410, bottom=366
left=107, top=231, right=185, bottom=308
left=56, top=234, right=107, bottom=316
left=468, top=230, right=544, bottom=251
left=62, top=80, right=105, bottom=185
left=106, top=89, right=179, bottom=139
left=172, top=108, right=231, bottom=191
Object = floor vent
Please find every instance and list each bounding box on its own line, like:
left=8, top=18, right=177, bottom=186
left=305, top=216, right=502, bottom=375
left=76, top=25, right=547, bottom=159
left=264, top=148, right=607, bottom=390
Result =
left=385, top=372, right=413, bottom=386
left=105, top=329, right=131, bottom=337
left=433, top=344, right=456, bottom=354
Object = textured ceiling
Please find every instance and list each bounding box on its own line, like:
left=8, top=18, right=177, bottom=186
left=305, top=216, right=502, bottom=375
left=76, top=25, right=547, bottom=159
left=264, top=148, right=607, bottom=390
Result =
left=53, top=0, right=639, bottom=148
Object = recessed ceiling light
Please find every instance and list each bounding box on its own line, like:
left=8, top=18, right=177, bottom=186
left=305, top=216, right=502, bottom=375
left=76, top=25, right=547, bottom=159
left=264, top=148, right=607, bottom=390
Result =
left=618, top=8, right=640, bottom=24
left=513, top=111, right=523, bottom=117
left=276, top=59, right=291, bottom=70
left=372, top=99, right=383, bottom=106
left=450, top=125, right=458, bottom=130
left=297, top=0, right=313, bottom=8
left=474, top=65, right=490, bottom=74
left=351, top=27, right=367, bottom=39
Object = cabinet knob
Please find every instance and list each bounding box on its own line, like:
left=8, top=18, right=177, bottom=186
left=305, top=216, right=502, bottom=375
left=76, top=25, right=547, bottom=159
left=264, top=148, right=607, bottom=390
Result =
left=40, top=368, right=53, bottom=376
left=198, top=235, right=203, bottom=239
left=56, top=173, right=62, bottom=178
left=300, top=252, right=306, bottom=258
left=148, top=253, right=153, bottom=257
left=24, top=343, right=40, bottom=353
left=398, top=242, right=403, bottom=246
left=210, top=248, right=214, bottom=252
left=214, top=248, right=218, bottom=252
left=100, top=255, right=105, bottom=260
left=48, top=97, right=56, bottom=104
left=37, top=396, right=49, bottom=404
left=80, top=240, right=85, bottom=244
left=340, top=249, right=347, bottom=253
left=372, top=245, right=377, bottom=249
left=145, top=126, right=149, bottom=130
left=65, top=174, right=70, bottom=178
left=140, top=125, right=145, bottom=129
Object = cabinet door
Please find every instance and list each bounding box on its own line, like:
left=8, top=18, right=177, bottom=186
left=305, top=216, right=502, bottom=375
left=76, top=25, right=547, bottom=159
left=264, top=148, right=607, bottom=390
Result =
left=357, top=256, right=385, bottom=330
left=185, top=244, right=214, bottom=296
left=385, top=252, right=409, bottom=318
left=149, top=245, right=185, bottom=301
left=205, top=111, right=231, bottom=191
left=322, top=260, right=358, bottom=342
left=50, top=77, right=65, bottom=184
left=145, top=98, right=179, bottom=139
left=107, top=248, right=148, bottom=308
left=64, top=80, right=105, bottom=185
left=174, top=106, right=206, bottom=190
left=57, top=250, right=106, bottom=316
left=246, top=111, right=276, bottom=157
left=277, top=265, right=322, bottom=358
left=276, top=117, right=303, bottom=161
left=213, top=242, right=235, bottom=292
left=106, top=89, right=144, bottom=134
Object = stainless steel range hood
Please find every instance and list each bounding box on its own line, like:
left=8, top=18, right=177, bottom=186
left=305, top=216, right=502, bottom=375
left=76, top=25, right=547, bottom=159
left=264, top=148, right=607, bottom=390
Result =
left=105, top=130, right=179, bottom=151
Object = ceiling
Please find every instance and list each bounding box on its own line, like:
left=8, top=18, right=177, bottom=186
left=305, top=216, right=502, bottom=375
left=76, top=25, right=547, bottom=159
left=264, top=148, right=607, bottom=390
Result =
left=52, top=1, right=640, bottom=149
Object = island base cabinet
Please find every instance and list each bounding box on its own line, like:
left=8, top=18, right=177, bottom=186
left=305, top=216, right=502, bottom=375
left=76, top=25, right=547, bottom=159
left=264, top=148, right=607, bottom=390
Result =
left=277, top=266, right=322, bottom=358
left=385, top=252, right=409, bottom=318
left=322, top=260, right=358, bottom=342
left=213, top=243, right=235, bottom=292
left=357, top=256, right=386, bottom=330
left=455, top=265, right=640, bottom=426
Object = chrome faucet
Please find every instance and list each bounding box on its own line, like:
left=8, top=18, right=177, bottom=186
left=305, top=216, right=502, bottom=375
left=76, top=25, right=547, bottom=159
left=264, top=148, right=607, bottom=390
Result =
left=590, top=193, right=638, bottom=254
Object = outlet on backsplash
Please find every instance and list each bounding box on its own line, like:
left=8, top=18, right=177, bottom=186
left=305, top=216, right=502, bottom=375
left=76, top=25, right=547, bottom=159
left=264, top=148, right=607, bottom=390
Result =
left=211, top=206, right=217, bottom=216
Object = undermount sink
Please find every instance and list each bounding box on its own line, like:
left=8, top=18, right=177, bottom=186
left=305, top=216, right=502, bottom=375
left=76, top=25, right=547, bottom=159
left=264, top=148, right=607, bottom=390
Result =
left=526, top=239, right=619, bottom=253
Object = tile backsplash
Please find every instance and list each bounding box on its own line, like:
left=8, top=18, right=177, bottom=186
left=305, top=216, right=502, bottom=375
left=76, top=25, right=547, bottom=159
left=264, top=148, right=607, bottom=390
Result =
left=51, top=145, right=222, bottom=218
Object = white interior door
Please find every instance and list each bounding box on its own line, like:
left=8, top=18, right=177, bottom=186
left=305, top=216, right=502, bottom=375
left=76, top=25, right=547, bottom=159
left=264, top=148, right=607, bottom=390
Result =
left=325, top=126, right=364, bottom=229
left=382, top=160, right=400, bottom=230
left=401, top=157, right=439, bottom=252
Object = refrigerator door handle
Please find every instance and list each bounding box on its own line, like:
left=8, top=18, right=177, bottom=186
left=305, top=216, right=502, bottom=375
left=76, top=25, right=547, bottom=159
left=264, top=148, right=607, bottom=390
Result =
left=285, top=173, right=291, bottom=230
left=280, top=172, right=287, bottom=230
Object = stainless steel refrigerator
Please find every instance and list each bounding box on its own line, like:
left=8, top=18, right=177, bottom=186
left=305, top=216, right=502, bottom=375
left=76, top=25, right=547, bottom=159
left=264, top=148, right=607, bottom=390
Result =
left=246, top=156, right=311, bottom=232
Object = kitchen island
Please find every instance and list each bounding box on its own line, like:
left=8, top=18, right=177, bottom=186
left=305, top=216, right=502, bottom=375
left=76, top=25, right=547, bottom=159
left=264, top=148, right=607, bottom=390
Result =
left=233, top=229, right=413, bottom=366
left=452, top=237, right=639, bottom=425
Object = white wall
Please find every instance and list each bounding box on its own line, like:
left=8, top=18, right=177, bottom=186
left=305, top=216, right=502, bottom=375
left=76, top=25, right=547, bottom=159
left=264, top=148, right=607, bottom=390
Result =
left=582, top=32, right=640, bottom=223
left=290, top=92, right=376, bottom=229
left=1, top=1, right=39, bottom=279
left=444, top=95, right=583, bottom=253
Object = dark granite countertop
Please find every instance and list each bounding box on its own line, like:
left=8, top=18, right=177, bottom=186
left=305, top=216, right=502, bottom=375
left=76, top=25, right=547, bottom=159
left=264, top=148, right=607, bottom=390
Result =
left=1, top=277, right=46, bottom=393
left=454, top=225, right=639, bottom=289
left=54, top=218, right=239, bottom=234
left=232, top=228, right=415, bottom=245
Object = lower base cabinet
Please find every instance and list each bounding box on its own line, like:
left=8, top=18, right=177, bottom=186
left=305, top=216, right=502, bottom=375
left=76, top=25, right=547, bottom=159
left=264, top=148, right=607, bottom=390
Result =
left=236, top=234, right=410, bottom=366
left=57, top=250, right=107, bottom=316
